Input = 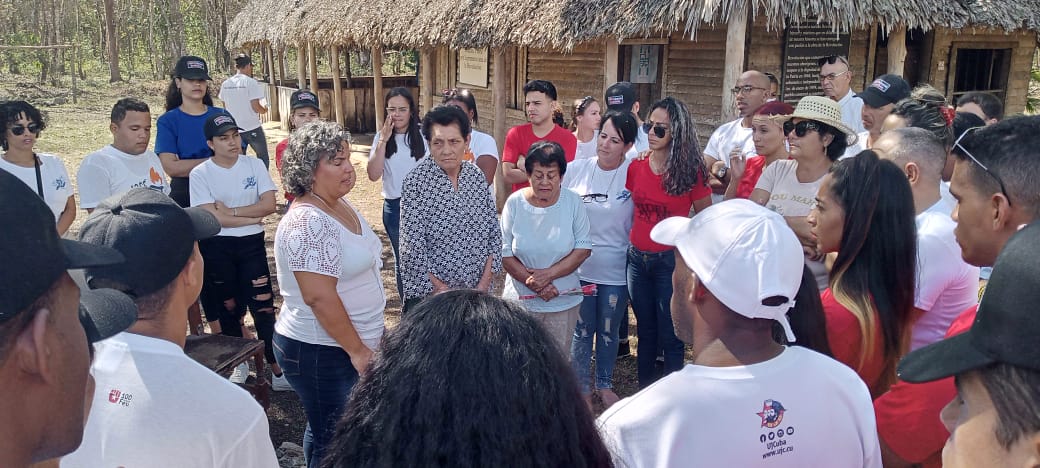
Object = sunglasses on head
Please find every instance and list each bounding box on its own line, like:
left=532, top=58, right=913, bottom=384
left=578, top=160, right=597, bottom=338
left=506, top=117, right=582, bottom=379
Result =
left=9, top=123, right=41, bottom=136
left=642, top=122, right=670, bottom=138
left=783, top=120, right=822, bottom=137
left=576, top=96, right=595, bottom=113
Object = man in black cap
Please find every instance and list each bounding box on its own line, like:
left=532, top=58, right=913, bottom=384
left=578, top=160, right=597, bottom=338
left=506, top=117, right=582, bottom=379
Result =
left=219, top=53, right=270, bottom=169
left=897, top=221, right=1040, bottom=467
left=850, top=73, right=911, bottom=156
left=604, top=81, right=648, bottom=154
left=0, top=171, right=136, bottom=468
left=62, top=188, right=279, bottom=467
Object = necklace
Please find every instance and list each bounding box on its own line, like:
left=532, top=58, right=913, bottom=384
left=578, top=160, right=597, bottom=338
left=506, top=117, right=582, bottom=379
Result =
left=308, top=192, right=360, bottom=234
left=648, top=153, right=668, bottom=175
left=592, top=159, right=621, bottom=194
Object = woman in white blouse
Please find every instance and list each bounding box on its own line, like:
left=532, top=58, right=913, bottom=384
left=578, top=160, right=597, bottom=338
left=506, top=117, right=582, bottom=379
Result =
left=274, top=121, right=384, bottom=468
left=501, top=140, right=592, bottom=356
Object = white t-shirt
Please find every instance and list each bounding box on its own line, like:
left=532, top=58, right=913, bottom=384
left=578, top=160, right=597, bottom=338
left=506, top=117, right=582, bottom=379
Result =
left=841, top=130, right=869, bottom=159
left=369, top=131, right=428, bottom=199
left=597, top=346, right=881, bottom=468
left=704, top=118, right=756, bottom=165
left=837, top=89, right=867, bottom=134
left=0, top=153, right=72, bottom=221
left=634, top=125, right=649, bottom=153
left=574, top=132, right=598, bottom=160
left=755, top=159, right=828, bottom=290
left=500, top=189, right=592, bottom=313
left=940, top=180, right=956, bottom=212
left=218, top=72, right=264, bottom=131
left=274, top=203, right=385, bottom=349
left=77, top=145, right=170, bottom=209
left=189, top=156, right=276, bottom=237
left=469, top=129, right=499, bottom=161
left=62, top=332, right=278, bottom=468
left=563, top=158, right=632, bottom=285
left=912, top=200, right=980, bottom=350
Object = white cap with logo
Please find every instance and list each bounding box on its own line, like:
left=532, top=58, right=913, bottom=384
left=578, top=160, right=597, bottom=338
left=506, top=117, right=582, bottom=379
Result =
left=650, top=199, right=803, bottom=341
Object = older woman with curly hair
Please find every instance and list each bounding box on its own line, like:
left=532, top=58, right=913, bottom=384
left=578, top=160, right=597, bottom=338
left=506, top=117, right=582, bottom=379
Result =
left=274, top=121, right=385, bottom=468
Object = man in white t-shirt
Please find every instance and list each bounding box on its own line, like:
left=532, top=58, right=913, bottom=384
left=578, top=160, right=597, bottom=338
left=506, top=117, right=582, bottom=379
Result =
left=597, top=200, right=881, bottom=468
left=704, top=70, right=773, bottom=202
left=219, top=54, right=270, bottom=168
left=842, top=74, right=911, bottom=159
left=818, top=55, right=867, bottom=135
left=873, top=127, right=979, bottom=350
left=63, top=188, right=279, bottom=468
left=78, top=98, right=170, bottom=213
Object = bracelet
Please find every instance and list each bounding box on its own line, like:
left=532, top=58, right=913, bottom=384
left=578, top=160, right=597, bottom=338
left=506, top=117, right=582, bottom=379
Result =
left=233, top=208, right=238, bottom=216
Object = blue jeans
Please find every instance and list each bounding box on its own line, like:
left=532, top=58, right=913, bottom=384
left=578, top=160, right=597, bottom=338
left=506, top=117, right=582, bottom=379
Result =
left=382, top=197, right=403, bottom=300
left=273, top=333, right=359, bottom=468
left=571, top=281, right=629, bottom=393
left=627, top=247, right=684, bottom=388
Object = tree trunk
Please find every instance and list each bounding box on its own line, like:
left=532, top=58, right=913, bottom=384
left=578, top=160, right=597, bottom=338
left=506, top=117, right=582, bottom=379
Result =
left=103, top=0, right=121, bottom=82
left=167, top=0, right=185, bottom=74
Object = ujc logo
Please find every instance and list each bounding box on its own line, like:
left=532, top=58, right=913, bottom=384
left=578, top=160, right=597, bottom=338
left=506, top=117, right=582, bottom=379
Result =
left=243, top=176, right=257, bottom=190
left=53, top=177, right=67, bottom=190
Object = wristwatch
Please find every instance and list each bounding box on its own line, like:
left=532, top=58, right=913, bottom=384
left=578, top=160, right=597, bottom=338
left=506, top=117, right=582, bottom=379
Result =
left=715, top=166, right=728, bottom=180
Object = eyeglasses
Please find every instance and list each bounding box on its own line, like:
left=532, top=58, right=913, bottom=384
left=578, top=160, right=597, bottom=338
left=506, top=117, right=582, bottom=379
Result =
left=9, top=123, right=41, bottom=136
left=819, top=70, right=850, bottom=82
left=783, top=120, right=823, bottom=137
left=581, top=193, right=608, bottom=203
left=730, top=85, right=767, bottom=95
left=386, top=107, right=409, bottom=115
left=953, top=126, right=1011, bottom=205
left=642, top=122, right=670, bottom=138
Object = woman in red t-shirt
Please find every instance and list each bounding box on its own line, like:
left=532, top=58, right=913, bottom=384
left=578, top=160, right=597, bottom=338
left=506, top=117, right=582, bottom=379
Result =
left=626, top=96, right=711, bottom=388
left=807, top=150, right=917, bottom=397
left=723, top=101, right=793, bottom=200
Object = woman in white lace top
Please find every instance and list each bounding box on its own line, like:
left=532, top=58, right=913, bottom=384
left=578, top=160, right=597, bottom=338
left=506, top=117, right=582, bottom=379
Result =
left=273, top=121, right=384, bottom=468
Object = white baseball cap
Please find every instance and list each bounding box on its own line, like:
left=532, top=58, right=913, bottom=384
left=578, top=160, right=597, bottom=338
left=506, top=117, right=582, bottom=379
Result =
left=650, top=199, right=803, bottom=341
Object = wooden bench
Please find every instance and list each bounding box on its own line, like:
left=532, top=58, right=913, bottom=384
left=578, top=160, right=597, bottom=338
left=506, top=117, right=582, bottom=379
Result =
left=184, top=334, right=270, bottom=409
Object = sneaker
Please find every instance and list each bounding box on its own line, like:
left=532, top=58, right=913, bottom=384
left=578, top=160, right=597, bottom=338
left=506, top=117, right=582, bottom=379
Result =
left=616, top=340, right=630, bottom=357
left=229, top=362, right=249, bottom=384
left=271, top=373, right=293, bottom=392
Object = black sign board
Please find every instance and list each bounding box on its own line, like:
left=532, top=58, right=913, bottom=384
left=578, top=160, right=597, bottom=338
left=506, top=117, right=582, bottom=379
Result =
left=780, top=21, right=851, bottom=105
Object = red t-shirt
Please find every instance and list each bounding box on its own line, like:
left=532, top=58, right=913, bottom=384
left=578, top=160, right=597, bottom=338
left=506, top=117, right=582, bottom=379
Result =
left=821, top=289, right=889, bottom=395
left=275, top=138, right=294, bottom=202
left=502, top=123, right=578, bottom=192
left=734, top=155, right=768, bottom=199
left=873, top=305, right=978, bottom=468
left=626, top=158, right=712, bottom=252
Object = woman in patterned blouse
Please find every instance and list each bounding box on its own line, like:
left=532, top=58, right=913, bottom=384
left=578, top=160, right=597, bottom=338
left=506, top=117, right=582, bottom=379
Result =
left=398, top=105, right=502, bottom=313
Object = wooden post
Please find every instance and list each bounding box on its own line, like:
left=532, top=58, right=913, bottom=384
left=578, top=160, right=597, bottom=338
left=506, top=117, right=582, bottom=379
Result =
left=887, top=25, right=908, bottom=76
left=308, top=43, right=319, bottom=91
left=296, top=45, right=306, bottom=89
left=373, top=45, right=385, bottom=129
left=330, top=44, right=345, bottom=126
left=603, top=38, right=619, bottom=93
left=343, top=48, right=353, bottom=88
left=721, top=2, right=748, bottom=122
left=420, top=48, right=433, bottom=114
left=492, top=47, right=508, bottom=211
left=277, top=46, right=286, bottom=86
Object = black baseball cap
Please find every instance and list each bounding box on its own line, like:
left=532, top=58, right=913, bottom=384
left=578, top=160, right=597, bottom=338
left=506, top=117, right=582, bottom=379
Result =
left=898, top=221, right=1040, bottom=383
left=605, top=82, right=636, bottom=112
left=0, top=170, right=137, bottom=343
left=290, top=89, right=320, bottom=112
left=79, top=188, right=221, bottom=298
left=204, top=113, right=242, bottom=140
left=174, top=55, right=212, bottom=80
left=857, top=74, right=911, bottom=108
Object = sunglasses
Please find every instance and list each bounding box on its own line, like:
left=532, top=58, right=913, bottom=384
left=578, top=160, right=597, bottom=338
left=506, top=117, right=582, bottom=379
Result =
left=9, top=123, right=41, bottom=136
left=642, top=122, right=670, bottom=138
left=581, top=193, right=608, bottom=204
left=953, top=126, right=1011, bottom=206
left=783, top=120, right=823, bottom=137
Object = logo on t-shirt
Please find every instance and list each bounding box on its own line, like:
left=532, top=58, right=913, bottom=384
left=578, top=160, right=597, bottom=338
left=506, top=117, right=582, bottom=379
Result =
left=108, top=389, right=133, bottom=407
left=616, top=189, right=632, bottom=202
left=242, top=176, right=257, bottom=190
left=757, top=399, right=786, bottom=428
left=52, top=177, right=67, bottom=191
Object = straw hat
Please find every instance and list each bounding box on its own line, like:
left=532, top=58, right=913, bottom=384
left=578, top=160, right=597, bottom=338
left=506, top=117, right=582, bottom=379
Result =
left=785, top=96, right=859, bottom=145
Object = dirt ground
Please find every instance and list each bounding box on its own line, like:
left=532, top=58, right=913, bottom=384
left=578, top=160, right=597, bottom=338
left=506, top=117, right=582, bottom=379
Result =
left=5, top=78, right=648, bottom=450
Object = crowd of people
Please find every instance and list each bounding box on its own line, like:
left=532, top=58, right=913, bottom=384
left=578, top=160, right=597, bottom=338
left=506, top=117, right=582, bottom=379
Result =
left=1, top=50, right=1039, bottom=468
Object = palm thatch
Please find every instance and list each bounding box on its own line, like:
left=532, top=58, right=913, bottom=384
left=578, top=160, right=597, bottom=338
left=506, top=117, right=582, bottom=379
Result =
left=226, top=0, right=304, bottom=48
left=228, top=0, right=1040, bottom=50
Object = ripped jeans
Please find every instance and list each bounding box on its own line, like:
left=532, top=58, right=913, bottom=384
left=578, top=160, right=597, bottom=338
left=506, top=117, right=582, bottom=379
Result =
left=199, top=233, right=277, bottom=364
left=570, top=281, right=629, bottom=393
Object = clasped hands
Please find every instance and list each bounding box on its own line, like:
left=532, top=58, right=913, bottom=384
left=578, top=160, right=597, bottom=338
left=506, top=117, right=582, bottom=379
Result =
left=524, top=268, right=559, bottom=301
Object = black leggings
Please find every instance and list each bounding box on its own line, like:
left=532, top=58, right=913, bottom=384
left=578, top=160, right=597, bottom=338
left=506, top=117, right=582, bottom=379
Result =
left=199, top=233, right=276, bottom=364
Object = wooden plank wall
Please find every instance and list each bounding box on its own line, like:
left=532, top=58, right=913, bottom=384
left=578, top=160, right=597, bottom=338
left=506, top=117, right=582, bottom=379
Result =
left=526, top=42, right=606, bottom=129
left=664, top=27, right=727, bottom=146
left=269, top=79, right=418, bottom=133
left=924, top=28, right=1034, bottom=115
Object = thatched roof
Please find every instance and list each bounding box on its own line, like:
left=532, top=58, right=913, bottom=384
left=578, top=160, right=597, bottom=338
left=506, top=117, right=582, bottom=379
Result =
left=228, top=0, right=1040, bottom=50
left=226, top=0, right=302, bottom=49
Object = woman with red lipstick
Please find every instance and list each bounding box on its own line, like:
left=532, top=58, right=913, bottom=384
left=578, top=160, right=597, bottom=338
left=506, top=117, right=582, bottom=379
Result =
left=807, top=151, right=917, bottom=396
left=0, top=100, right=75, bottom=234
left=625, top=96, right=711, bottom=388
left=750, top=96, right=854, bottom=291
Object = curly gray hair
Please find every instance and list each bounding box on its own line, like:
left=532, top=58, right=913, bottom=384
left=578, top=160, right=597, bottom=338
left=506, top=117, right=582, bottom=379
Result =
left=281, top=121, right=353, bottom=196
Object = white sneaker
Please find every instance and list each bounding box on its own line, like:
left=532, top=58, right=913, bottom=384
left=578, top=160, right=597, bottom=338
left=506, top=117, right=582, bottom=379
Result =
left=271, top=373, right=293, bottom=392
left=229, top=362, right=250, bottom=384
